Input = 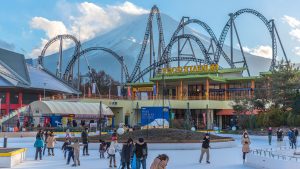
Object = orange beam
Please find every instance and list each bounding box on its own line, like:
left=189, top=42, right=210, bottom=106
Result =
left=180, top=80, right=183, bottom=100
left=206, top=78, right=209, bottom=100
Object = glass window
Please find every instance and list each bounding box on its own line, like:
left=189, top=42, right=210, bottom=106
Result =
left=10, top=92, right=19, bottom=104
left=0, top=92, right=6, bottom=103
left=23, top=93, right=39, bottom=104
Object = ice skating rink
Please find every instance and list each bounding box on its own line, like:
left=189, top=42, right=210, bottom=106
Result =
left=0, top=134, right=296, bottom=169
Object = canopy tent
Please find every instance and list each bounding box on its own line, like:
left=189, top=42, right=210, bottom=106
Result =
left=29, top=101, right=114, bottom=117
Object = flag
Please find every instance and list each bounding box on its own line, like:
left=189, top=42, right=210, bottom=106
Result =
left=88, top=87, right=91, bottom=97
left=92, top=83, right=96, bottom=94
left=117, top=86, right=121, bottom=96
left=153, top=85, right=156, bottom=96
left=127, top=86, right=131, bottom=97
left=203, top=112, right=206, bottom=127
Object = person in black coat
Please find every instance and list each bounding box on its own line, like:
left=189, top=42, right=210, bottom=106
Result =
left=134, top=138, right=148, bottom=169
left=81, top=128, right=89, bottom=156
left=199, top=133, right=210, bottom=164
left=121, top=138, right=134, bottom=169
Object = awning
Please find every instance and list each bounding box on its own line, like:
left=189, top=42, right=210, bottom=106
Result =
left=217, top=109, right=260, bottom=116
left=29, top=101, right=114, bottom=117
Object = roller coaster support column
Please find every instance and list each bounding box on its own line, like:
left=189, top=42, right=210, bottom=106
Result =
left=230, top=13, right=234, bottom=65
left=271, top=19, right=276, bottom=70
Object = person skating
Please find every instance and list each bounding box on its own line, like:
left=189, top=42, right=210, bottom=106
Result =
left=81, top=127, right=89, bottom=156
left=276, top=128, right=284, bottom=148
left=46, top=132, right=56, bottom=156
left=134, top=137, right=148, bottom=169
left=70, top=138, right=83, bottom=167
left=267, top=127, right=272, bottom=145
left=99, top=139, right=107, bottom=159
left=34, top=134, right=44, bottom=160
left=107, top=138, right=118, bottom=168
left=150, top=154, right=169, bottom=169
left=121, top=138, right=134, bottom=169
left=199, top=133, right=210, bottom=164
left=43, top=131, right=49, bottom=156
left=241, top=132, right=251, bottom=164
left=288, top=128, right=295, bottom=148
left=62, top=138, right=72, bottom=159
left=295, top=128, right=299, bottom=146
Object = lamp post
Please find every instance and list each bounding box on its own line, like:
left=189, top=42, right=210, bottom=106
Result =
left=162, top=73, right=165, bottom=128
left=206, top=104, right=208, bottom=130
left=99, top=101, right=102, bottom=138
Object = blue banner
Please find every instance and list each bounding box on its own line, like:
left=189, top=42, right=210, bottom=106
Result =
left=141, top=107, right=169, bottom=126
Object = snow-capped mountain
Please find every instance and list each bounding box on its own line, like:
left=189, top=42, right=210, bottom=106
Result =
left=40, top=13, right=273, bottom=82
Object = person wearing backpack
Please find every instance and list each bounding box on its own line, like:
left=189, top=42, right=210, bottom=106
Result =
left=107, top=138, right=118, bottom=168
left=150, top=154, right=169, bottom=169
left=134, top=138, right=148, bottom=169
left=34, top=134, right=44, bottom=160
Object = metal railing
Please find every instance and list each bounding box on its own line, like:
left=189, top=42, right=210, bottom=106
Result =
left=250, top=147, right=300, bottom=162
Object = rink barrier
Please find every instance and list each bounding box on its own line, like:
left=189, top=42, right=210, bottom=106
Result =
left=246, top=148, right=300, bottom=169
left=0, top=148, right=27, bottom=168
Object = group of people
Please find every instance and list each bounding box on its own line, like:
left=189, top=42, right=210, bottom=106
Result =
left=34, top=130, right=57, bottom=160
left=34, top=128, right=169, bottom=169
left=270, top=127, right=299, bottom=149
left=99, top=135, right=168, bottom=169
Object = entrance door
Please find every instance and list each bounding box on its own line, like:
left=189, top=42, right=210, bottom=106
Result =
left=125, top=115, right=129, bottom=125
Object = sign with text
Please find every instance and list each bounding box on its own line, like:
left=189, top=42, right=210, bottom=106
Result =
left=161, top=64, right=219, bottom=74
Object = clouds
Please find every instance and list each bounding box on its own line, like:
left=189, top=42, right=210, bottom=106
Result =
left=29, top=1, right=148, bottom=58
left=242, top=45, right=272, bottom=59
left=282, top=15, right=300, bottom=56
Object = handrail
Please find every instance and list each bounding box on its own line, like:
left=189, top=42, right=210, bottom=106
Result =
left=250, top=148, right=300, bottom=162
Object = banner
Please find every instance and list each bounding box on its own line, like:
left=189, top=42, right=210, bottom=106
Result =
left=202, top=112, right=206, bottom=127
left=92, top=83, right=96, bottom=94
left=153, top=85, right=156, bottom=96
left=127, top=86, right=131, bottom=97
left=117, top=86, right=121, bottom=96
left=141, top=107, right=169, bottom=127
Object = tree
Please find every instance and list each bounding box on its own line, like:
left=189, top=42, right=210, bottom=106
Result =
left=81, top=69, right=120, bottom=96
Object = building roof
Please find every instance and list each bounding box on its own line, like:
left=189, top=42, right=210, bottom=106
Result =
left=0, top=48, right=79, bottom=94
left=29, top=101, right=114, bottom=116
left=149, top=74, right=257, bottom=83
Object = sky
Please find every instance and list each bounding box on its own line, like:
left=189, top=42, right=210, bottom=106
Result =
left=1, top=0, right=300, bottom=62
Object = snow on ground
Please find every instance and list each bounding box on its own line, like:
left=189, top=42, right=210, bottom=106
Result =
left=0, top=134, right=297, bottom=169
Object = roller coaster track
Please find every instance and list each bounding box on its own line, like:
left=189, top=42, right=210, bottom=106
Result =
left=64, top=46, right=129, bottom=83
left=216, top=8, right=277, bottom=69
left=129, top=5, right=165, bottom=82
left=132, top=34, right=213, bottom=82
left=38, top=34, right=80, bottom=66
left=170, top=18, right=233, bottom=67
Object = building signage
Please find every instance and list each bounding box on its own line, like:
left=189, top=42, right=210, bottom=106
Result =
left=141, top=107, right=169, bottom=126
left=133, top=87, right=153, bottom=92
left=161, top=64, right=219, bottom=74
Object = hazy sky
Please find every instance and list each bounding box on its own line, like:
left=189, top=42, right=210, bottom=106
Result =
left=0, top=0, right=300, bottom=62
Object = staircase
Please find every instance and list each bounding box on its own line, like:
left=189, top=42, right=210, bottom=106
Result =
left=0, top=106, right=28, bottom=125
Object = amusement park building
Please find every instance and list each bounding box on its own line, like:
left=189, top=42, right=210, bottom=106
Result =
left=87, top=64, right=261, bottom=129
left=0, top=48, right=79, bottom=119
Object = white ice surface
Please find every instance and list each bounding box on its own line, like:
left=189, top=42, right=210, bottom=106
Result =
left=0, top=134, right=297, bottom=169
